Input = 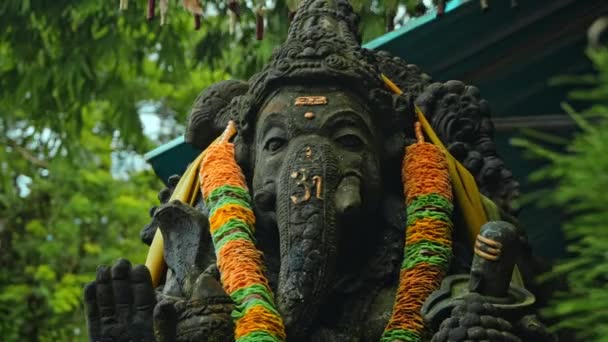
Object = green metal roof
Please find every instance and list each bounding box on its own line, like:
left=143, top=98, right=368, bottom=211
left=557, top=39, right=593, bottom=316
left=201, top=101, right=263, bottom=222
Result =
left=144, top=0, right=608, bottom=259
left=144, top=135, right=200, bottom=182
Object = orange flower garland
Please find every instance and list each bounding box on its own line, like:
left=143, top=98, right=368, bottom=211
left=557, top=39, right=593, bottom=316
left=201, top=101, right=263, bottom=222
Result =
left=382, top=122, right=454, bottom=341
left=199, top=121, right=286, bottom=342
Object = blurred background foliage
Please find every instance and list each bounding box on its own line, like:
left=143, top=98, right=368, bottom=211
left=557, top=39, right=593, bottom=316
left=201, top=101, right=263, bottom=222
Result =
left=0, top=0, right=445, bottom=340
left=512, top=45, right=608, bottom=341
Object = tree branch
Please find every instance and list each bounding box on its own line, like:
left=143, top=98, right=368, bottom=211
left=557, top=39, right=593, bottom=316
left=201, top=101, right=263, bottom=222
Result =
left=5, top=139, right=49, bottom=169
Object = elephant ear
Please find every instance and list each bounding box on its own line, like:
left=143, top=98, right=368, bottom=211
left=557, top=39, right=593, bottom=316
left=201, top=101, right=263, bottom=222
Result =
left=414, top=80, right=520, bottom=218
left=185, top=80, right=249, bottom=150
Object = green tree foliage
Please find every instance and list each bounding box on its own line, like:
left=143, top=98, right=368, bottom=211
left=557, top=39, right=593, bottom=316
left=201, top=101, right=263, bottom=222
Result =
left=513, top=47, right=608, bottom=341
left=0, top=0, right=231, bottom=149
left=0, top=112, right=159, bottom=341
left=0, top=0, right=441, bottom=340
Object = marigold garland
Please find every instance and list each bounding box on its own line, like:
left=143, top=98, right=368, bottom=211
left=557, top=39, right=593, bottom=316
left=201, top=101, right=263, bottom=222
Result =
left=199, top=121, right=286, bottom=342
left=381, top=122, right=454, bottom=342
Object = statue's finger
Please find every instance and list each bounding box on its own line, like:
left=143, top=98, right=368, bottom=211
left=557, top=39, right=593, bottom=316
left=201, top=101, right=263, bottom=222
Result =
left=111, top=259, right=133, bottom=324
left=153, top=300, right=177, bottom=342
left=95, top=265, right=115, bottom=319
left=131, top=265, right=156, bottom=323
left=84, top=282, right=101, bottom=341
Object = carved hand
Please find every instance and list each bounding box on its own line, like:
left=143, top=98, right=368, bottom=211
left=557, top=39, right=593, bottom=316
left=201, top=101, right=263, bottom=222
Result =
left=84, top=259, right=234, bottom=342
left=84, top=259, right=157, bottom=342
left=153, top=271, right=235, bottom=342
left=153, top=200, right=235, bottom=342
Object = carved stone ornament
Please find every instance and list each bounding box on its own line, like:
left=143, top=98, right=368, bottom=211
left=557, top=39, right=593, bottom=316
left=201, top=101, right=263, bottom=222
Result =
left=294, top=96, right=328, bottom=106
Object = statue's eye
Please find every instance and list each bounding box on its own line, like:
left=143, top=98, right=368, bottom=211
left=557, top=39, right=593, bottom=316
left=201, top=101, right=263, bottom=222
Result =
left=335, top=134, right=364, bottom=149
left=264, top=137, right=287, bottom=153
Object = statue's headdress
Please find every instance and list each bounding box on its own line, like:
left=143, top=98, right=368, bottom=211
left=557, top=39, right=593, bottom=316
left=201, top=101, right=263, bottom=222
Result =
left=186, top=0, right=432, bottom=150
left=235, top=0, right=416, bottom=147
left=247, top=0, right=382, bottom=105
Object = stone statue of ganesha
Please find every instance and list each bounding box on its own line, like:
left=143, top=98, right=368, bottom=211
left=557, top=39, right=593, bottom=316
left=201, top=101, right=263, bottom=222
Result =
left=83, top=1, right=555, bottom=341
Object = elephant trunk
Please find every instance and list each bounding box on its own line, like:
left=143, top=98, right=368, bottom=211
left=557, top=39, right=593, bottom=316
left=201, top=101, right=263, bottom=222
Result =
left=275, top=140, right=358, bottom=340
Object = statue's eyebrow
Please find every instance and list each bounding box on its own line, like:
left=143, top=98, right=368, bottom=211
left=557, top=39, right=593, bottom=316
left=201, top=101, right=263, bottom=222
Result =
left=258, top=112, right=288, bottom=142
left=321, top=110, right=373, bottom=136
